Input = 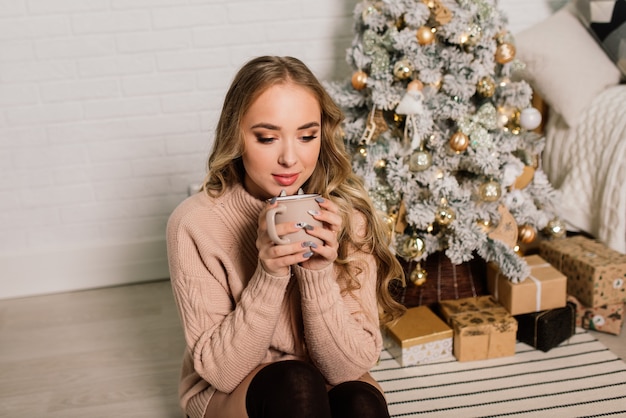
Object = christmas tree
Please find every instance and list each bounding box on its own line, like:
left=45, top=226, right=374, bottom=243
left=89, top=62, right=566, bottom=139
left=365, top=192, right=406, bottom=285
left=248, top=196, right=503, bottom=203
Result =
left=326, top=0, right=565, bottom=284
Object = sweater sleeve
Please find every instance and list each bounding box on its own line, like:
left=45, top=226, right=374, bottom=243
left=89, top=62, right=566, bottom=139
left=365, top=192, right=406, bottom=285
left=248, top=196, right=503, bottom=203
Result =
left=294, top=210, right=382, bottom=385
left=167, top=204, right=291, bottom=394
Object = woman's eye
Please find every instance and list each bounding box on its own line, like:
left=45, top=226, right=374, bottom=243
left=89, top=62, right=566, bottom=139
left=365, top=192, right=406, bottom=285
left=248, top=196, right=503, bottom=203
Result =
left=301, top=134, right=318, bottom=142
left=256, top=135, right=276, bottom=144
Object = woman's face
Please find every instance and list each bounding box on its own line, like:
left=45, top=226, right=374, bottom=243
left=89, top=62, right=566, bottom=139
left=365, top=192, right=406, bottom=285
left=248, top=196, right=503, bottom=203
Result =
left=241, top=82, right=322, bottom=200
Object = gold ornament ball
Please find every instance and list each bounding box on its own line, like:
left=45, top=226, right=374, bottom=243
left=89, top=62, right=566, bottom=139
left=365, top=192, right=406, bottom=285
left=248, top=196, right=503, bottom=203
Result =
left=435, top=205, right=456, bottom=226
left=351, top=70, right=368, bottom=90
left=409, top=149, right=432, bottom=172
left=518, top=224, right=537, bottom=244
left=393, top=59, right=414, bottom=80
left=416, top=26, right=435, bottom=45
left=479, top=180, right=502, bottom=202
left=495, top=42, right=516, bottom=64
left=476, top=76, right=496, bottom=97
left=449, top=131, right=469, bottom=153
left=545, top=218, right=567, bottom=238
left=477, top=219, right=492, bottom=232
left=401, top=235, right=425, bottom=259
left=410, top=268, right=428, bottom=286
left=505, top=109, right=521, bottom=134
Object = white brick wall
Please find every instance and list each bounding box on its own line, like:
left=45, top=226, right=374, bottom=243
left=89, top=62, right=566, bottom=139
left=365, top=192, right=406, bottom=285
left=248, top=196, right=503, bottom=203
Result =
left=503, top=0, right=568, bottom=34
left=0, top=0, right=561, bottom=299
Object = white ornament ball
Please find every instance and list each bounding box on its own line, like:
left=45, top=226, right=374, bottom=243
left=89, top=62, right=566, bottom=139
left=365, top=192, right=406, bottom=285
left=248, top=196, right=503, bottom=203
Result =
left=520, top=107, right=542, bottom=130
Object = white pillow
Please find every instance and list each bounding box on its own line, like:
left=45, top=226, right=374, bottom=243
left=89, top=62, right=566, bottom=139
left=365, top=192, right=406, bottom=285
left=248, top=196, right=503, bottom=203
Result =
left=515, top=4, right=622, bottom=128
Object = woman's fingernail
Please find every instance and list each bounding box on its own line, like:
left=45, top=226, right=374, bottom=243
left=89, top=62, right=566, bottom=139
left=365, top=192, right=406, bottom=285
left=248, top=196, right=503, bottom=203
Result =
left=315, top=197, right=325, bottom=203
left=307, top=209, right=320, bottom=216
left=303, top=224, right=314, bottom=231
left=303, top=251, right=313, bottom=259
left=279, top=189, right=287, bottom=197
left=295, top=222, right=307, bottom=229
left=302, top=241, right=318, bottom=249
left=269, top=197, right=277, bottom=204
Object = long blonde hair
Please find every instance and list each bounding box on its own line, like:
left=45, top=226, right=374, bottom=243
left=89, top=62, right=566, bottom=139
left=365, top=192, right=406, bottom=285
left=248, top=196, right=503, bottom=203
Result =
left=203, top=56, right=405, bottom=323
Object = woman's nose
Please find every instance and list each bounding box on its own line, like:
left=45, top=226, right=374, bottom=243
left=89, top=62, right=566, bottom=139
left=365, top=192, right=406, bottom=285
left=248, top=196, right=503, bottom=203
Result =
left=278, top=141, right=297, bottom=166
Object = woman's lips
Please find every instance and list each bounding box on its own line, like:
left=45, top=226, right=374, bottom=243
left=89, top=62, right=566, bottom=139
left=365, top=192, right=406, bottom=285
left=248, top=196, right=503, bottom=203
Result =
left=273, top=173, right=298, bottom=186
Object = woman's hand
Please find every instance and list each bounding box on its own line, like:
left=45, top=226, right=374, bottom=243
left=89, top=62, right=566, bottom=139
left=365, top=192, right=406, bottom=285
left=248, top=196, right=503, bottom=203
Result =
left=299, top=196, right=342, bottom=271
left=256, top=199, right=313, bottom=277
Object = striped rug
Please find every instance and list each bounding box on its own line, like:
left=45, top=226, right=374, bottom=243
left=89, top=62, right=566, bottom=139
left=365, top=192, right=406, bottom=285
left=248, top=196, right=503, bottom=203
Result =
left=372, top=329, right=626, bottom=417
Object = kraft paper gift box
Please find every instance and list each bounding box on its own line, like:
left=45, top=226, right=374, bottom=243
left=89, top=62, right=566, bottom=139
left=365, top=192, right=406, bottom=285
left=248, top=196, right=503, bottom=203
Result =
left=567, top=295, right=624, bottom=335
left=539, top=235, right=626, bottom=307
left=514, top=301, right=576, bottom=352
left=486, top=254, right=567, bottom=315
left=383, top=305, right=454, bottom=366
left=439, top=296, right=517, bottom=362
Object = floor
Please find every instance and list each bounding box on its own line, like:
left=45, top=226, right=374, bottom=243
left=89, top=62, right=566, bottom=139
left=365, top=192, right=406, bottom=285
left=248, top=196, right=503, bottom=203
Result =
left=0, top=280, right=624, bottom=417
left=0, top=280, right=185, bottom=418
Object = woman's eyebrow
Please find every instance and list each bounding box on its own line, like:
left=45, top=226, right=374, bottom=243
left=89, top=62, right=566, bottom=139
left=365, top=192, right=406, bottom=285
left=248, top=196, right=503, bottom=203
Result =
left=298, top=121, right=320, bottom=130
left=251, top=122, right=280, bottom=130
left=250, top=121, right=320, bottom=130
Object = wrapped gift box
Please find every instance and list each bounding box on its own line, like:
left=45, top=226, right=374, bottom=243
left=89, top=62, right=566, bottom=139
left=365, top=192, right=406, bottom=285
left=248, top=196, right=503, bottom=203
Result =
left=383, top=305, right=454, bottom=366
left=539, top=235, right=626, bottom=307
left=487, top=254, right=567, bottom=315
left=439, top=296, right=517, bottom=362
left=567, top=295, right=624, bottom=335
left=515, top=302, right=576, bottom=352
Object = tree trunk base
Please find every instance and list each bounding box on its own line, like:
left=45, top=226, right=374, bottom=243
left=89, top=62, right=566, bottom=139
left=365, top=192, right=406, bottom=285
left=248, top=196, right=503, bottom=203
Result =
left=392, top=252, right=488, bottom=309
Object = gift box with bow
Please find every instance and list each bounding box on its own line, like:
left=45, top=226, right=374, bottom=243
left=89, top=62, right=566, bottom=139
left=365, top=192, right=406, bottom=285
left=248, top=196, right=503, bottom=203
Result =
left=487, top=254, right=567, bottom=315
left=439, top=296, right=517, bottom=362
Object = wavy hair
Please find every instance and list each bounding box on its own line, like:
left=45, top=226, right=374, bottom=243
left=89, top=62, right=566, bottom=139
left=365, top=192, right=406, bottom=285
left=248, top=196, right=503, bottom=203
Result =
left=203, top=56, right=405, bottom=323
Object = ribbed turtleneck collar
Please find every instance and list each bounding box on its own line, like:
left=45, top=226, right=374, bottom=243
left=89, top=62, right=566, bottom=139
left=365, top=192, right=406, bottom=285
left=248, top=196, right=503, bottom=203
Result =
left=194, top=183, right=266, bottom=222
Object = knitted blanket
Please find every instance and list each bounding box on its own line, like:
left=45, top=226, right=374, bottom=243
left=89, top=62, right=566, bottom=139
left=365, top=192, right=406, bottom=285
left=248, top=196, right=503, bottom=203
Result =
left=542, top=85, right=626, bottom=254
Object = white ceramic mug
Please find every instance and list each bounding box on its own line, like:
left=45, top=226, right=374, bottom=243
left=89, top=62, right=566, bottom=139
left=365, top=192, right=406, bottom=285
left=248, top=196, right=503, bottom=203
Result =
left=266, top=194, right=323, bottom=246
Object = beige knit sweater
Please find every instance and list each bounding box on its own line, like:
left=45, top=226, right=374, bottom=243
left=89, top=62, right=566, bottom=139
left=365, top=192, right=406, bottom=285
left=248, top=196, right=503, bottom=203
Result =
left=166, top=183, right=383, bottom=418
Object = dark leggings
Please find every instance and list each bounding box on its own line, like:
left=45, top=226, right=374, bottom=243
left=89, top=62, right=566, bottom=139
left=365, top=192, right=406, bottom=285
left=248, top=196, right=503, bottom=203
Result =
left=245, top=360, right=390, bottom=418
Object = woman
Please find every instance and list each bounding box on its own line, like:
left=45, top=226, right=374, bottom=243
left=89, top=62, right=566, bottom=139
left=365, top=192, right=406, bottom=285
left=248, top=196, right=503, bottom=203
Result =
left=167, top=55, right=405, bottom=418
